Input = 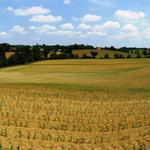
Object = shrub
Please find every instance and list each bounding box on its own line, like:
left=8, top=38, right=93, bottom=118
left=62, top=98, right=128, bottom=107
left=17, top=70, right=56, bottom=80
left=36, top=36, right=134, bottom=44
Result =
left=136, top=54, right=141, bottom=58
left=104, top=54, right=110, bottom=59
left=127, top=54, right=132, bottom=59
left=90, top=51, right=98, bottom=59
left=114, top=53, right=125, bottom=59
left=82, top=54, right=91, bottom=59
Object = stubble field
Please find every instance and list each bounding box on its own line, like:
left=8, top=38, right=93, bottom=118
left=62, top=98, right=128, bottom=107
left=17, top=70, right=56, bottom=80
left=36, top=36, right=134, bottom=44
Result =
left=0, top=59, right=150, bottom=149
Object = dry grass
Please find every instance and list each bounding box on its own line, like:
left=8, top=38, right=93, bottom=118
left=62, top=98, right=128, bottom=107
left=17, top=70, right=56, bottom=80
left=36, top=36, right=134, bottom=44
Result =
left=5, top=52, right=16, bottom=59
left=0, top=59, right=150, bottom=149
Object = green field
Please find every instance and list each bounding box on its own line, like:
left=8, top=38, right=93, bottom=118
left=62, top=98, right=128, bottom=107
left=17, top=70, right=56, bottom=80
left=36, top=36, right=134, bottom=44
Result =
left=0, top=59, right=150, bottom=149
left=72, top=49, right=137, bottom=58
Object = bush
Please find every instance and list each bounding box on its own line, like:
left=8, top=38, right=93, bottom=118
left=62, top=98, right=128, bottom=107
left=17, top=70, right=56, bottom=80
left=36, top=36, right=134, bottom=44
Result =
left=75, top=54, right=79, bottom=59
left=136, top=54, right=141, bottom=58
left=144, top=55, right=150, bottom=58
left=82, top=54, right=91, bottom=59
left=127, top=54, right=132, bottom=59
left=90, top=51, right=98, bottom=58
left=114, top=53, right=125, bottom=59
left=104, top=54, right=110, bottom=59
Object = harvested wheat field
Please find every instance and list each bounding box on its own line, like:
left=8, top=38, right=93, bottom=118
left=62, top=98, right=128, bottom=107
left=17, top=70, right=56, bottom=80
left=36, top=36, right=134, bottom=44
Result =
left=0, top=59, right=150, bottom=150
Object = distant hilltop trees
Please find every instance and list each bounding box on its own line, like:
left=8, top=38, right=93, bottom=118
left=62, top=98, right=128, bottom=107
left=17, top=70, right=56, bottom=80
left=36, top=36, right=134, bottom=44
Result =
left=0, top=43, right=95, bottom=66
left=0, top=43, right=150, bottom=67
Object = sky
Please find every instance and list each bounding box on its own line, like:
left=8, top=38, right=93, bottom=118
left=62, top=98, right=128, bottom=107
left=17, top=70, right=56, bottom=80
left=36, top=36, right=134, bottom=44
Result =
left=1, top=0, right=150, bottom=47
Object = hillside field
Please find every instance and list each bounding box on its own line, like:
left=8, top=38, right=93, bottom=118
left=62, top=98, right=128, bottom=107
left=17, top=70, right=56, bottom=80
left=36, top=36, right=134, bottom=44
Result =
left=72, top=49, right=137, bottom=58
left=0, top=59, right=150, bottom=149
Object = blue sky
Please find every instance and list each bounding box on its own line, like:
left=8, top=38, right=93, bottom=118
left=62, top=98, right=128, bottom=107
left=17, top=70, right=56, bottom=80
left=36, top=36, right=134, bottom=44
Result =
left=0, top=0, right=150, bottom=47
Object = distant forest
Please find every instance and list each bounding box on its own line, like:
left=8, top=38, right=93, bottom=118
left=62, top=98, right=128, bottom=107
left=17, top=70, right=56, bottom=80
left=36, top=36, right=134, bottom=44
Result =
left=0, top=43, right=150, bottom=67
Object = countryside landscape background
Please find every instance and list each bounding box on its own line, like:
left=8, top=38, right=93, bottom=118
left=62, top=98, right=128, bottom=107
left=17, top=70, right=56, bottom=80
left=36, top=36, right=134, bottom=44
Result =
left=0, top=44, right=150, bottom=149
left=0, top=0, right=150, bottom=149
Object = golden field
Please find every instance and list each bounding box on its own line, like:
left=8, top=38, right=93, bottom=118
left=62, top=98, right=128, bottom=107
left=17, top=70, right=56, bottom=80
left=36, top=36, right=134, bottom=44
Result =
left=0, top=59, right=150, bottom=149
left=5, top=52, right=16, bottom=60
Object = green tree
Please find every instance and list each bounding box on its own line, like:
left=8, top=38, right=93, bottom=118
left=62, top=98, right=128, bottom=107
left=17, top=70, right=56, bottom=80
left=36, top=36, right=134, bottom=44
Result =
left=143, top=50, right=147, bottom=56
left=104, top=54, right=109, bottom=59
left=32, top=45, right=42, bottom=61
left=90, top=51, right=98, bottom=58
left=43, top=44, right=50, bottom=59
left=127, top=54, right=131, bottom=59
left=136, top=54, right=141, bottom=58
left=114, top=53, right=125, bottom=59
left=0, top=43, right=10, bottom=66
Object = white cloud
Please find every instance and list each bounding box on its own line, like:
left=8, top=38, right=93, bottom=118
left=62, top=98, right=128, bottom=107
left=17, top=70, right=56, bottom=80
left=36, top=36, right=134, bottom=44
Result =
left=60, top=23, right=74, bottom=30
left=29, top=26, right=37, bottom=30
left=56, top=30, right=81, bottom=36
left=29, top=15, right=62, bottom=23
left=139, top=20, right=150, bottom=29
left=46, top=30, right=82, bottom=37
left=11, top=25, right=26, bottom=33
left=93, top=21, right=120, bottom=31
left=78, top=23, right=92, bottom=30
left=115, top=10, right=145, bottom=20
left=29, top=24, right=81, bottom=37
left=63, top=0, right=71, bottom=4
left=81, top=14, right=101, bottom=22
left=7, top=6, right=50, bottom=16
left=115, top=32, right=140, bottom=39
left=142, top=28, right=150, bottom=38
left=29, top=25, right=57, bottom=33
left=101, top=21, right=120, bottom=29
left=7, top=6, right=13, bottom=12
left=115, top=24, right=140, bottom=39
left=93, top=25, right=102, bottom=31
left=0, top=32, right=8, bottom=38
left=38, top=25, right=57, bottom=31
left=86, top=31, right=106, bottom=36
left=122, top=24, right=138, bottom=33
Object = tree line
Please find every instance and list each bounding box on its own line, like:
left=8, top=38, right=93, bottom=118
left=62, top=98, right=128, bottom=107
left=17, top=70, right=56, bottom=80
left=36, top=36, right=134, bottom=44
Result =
left=0, top=43, right=95, bottom=66
left=103, top=46, right=150, bottom=55
left=0, top=43, right=150, bottom=67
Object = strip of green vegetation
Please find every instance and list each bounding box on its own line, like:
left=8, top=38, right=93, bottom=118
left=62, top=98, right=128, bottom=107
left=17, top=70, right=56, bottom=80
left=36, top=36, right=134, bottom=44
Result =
left=1, top=82, right=150, bottom=94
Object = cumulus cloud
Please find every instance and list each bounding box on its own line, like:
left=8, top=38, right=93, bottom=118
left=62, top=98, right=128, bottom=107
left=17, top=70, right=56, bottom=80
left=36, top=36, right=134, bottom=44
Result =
left=92, top=21, right=120, bottom=31
left=29, top=25, right=57, bottom=33
left=142, top=28, right=150, bottom=38
left=44, top=30, right=82, bottom=37
left=55, top=30, right=81, bottom=36
left=101, top=21, right=120, bottom=29
left=122, top=24, right=138, bottom=33
left=86, top=31, right=106, bottom=36
left=0, top=32, right=8, bottom=38
left=78, top=23, right=91, bottom=30
left=115, top=24, right=140, bottom=39
left=60, top=23, right=74, bottom=30
left=115, top=10, right=145, bottom=20
left=115, top=32, right=139, bottom=39
left=81, top=14, right=101, bottom=22
left=63, top=0, right=71, bottom=4
left=29, top=24, right=80, bottom=37
left=29, top=15, right=62, bottom=23
left=11, top=25, right=26, bottom=33
left=92, top=25, right=102, bottom=31
left=7, top=6, right=50, bottom=16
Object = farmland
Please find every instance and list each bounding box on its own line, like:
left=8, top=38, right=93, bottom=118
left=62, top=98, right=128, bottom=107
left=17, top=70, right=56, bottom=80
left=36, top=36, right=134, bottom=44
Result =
left=0, top=59, right=150, bottom=149
left=72, top=48, right=137, bottom=58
